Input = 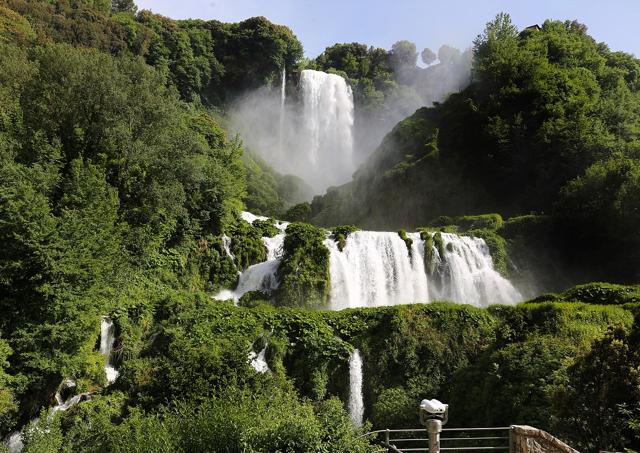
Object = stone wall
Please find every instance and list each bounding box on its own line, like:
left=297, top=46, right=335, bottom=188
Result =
left=512, top=425, right=579, bottom=453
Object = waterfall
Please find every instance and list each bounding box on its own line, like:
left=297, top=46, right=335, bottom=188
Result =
left=221, top=235, right=234, bottom=261
left=279, top=67, right=286, bottom=159
left=325, top=232, right=429, bottom=310
left=214, top=213, right=287, bottom=302
left=215, top=212, right=520, bottom=308
left=3, top=317, right=118, bottom=452
left=428, top=233, right=521, bottom=307
left=348, top=349, right=365, bottom=427
left=100, top=317, right=118, bottom=384
left=231, top=233, right=284, bottom=299
left=248, top=345, right=270, bottom=373
left=300, top=69, right=355, bottom=191
left=3, top=381, right=91, bottom=453
left=4, top=432, right=23, bottom=453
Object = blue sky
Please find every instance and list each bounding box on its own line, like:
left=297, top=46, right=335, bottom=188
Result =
left=135, top=0, right=640, bottom=58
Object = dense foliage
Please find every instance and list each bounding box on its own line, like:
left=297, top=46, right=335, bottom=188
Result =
left=276, top=223, right=330, bottom=309
left=0, top=0, right=303, bottom=105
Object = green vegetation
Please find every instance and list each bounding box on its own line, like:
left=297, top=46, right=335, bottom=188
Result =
left=283, top=202, right=312, bottom=222
left=229, top=220, right=267, bottom=270
left=397, top=229, right=413, bottom=253
left=252, top=218, right=280, bottom=238
left=276, top=223, right=331, bottom=309
left=331, top=225, right=359, bottom=251
left=1, top=1, right=303, bottom=105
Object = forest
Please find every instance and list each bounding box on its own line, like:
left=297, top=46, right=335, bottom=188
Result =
left=1, top=1, right=640, bottom=452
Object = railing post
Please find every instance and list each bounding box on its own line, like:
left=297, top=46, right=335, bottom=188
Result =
left=509, top=425, right=515, bottom=453
left=427, top=419, right=442, bottom=453
left=385, top=429, right=390, bottom=452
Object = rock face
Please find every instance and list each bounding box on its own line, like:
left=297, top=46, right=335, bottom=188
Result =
left=512, top=425, right=579, bottom=453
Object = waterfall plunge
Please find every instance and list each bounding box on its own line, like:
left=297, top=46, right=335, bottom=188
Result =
left=214, top=212, right=287, bottom=303
left=348, top=349, right=365, bottom=427
left=299, top=69, right=355, bottom=191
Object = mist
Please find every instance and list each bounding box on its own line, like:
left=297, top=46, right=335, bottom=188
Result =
left=228, top=42, right=473, bottom=197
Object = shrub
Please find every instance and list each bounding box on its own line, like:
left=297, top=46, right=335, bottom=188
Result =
left=331, top=225, right=359, bottom=251
left=276, top=223, right=330, bottom=309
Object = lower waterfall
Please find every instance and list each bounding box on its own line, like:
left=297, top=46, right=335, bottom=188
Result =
left=216, top=212, right=521, bottom=308
left=429, top=233, right=521, bottom=307
left=348, top=349, right=365, bottom=427
left=100, top=317, right=118, bottom=384
left=326, top=232, right=429, bottom=310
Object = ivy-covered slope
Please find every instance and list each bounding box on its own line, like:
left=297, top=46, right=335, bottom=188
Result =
left=16, top=294, right=639, bottom=452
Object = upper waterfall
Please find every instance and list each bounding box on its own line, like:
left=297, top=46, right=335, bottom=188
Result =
left=299, top=69, right=355, bottom=191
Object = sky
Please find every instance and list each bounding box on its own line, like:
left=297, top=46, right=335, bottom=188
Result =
left=134, top=0, right=640, bottom=59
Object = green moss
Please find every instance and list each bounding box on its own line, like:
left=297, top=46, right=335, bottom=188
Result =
left=230, top=220, right=267, bottom=270
left=187, top=236, right=238, bottom=292
left=276, top=223, right=330, bottom=309
left=422, top=232, right=436, bottom=276
left=397, top=229, right=413, bottom=254
left=331, top=225, right=359, bottom=251
left=252, top=218, right=279, bottom=238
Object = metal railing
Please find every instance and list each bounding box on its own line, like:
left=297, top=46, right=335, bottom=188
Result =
left=363, top=426, right=514, bottom=453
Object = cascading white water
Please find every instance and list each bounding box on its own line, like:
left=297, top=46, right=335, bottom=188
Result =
left=300, top=70, right=355, bottom=191
left=214, top=213, right=286, bottom=302
left=231, top=234, right=284, bottom=299
left=100, top=317, right=118, bottom=384
left=221, top=235, right=235, bottom=261
left=429, top=233, right=521, bottom=307
left=3, top=381, right=91, bottom=453
left=326, top=232, right=429, bottom=310
left=279, top=67, right=286, bottom=159
left=348, top=349, right=364, bottom=427
left=4, top=431, right=23, bottom=453
left=248, top=346, right=270, bottom=373
left=3, top=318, right=121, bottom=452
left=215, top=212, right=520, bottom=307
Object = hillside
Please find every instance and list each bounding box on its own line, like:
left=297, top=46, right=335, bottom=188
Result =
left=0, top=3, right=639, bottom=452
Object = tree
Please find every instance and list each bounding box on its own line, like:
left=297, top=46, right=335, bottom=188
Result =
left=555, top=321, right=640, bottom=451
left=421, top=47, right=436, bottom=65
left=111, top=0, right=137, bottom=13
left=390, top=40, right=418, bottom=70
left=437, top=44, right=460, bottom=63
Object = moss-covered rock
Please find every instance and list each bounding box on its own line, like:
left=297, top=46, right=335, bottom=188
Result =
left=230, top=220, right=267, bottom=270
left=397, top=229, right=413, bottom=254
left=276, top=223, right=330, bottom=309
left=331, top=225, right=359, bottom=251
left=252, top=218, right=279, bottom=238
